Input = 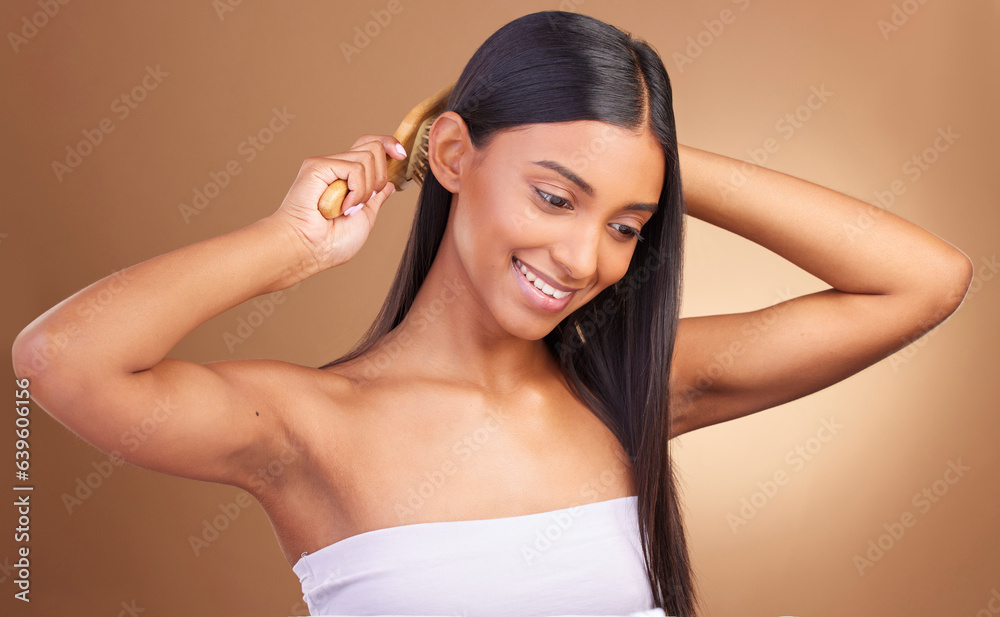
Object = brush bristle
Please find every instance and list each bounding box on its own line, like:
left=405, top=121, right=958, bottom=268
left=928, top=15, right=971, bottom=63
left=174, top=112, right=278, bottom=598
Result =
left=406, top=115, right=435, bottom=187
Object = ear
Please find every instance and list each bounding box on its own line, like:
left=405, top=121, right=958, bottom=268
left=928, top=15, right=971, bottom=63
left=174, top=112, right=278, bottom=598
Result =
left=426, top=111, right=472, bottom=193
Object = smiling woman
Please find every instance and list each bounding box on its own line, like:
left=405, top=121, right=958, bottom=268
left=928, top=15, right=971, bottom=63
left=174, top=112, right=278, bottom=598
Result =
left=435, top=120, right=665, bottom=326
left=307, top=13, right=695, bottom=613
left=11, top=9, right=973, bottom=617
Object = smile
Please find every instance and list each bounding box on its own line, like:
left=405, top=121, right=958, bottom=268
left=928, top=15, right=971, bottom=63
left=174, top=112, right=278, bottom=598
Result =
left=514, top=257, right=571, bottom=298
left=511, top=257, right=576, bottom=314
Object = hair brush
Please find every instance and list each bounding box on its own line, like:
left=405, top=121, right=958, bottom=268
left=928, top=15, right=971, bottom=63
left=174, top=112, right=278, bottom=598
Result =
left=318, top=82, right=455, bottom=218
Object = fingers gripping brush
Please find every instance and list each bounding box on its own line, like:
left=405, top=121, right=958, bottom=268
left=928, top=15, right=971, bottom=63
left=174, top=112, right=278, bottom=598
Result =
left=318, top=82, right=455, bottom=218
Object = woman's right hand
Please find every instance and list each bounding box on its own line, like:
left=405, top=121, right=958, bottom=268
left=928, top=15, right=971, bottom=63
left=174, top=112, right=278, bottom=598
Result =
left=270, top=134, right=408, bottom=272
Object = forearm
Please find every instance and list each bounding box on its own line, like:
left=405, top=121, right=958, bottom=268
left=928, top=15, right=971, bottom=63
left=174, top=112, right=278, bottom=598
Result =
left=677, top=144, right=971, bottom=297
left=13, top=215, right=314, bottom=379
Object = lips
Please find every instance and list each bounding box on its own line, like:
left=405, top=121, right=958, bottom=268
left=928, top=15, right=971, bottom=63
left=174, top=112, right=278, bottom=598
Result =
left=513, top=257, right=573, bottom=297
left=511, top=256, right=576, bottom=313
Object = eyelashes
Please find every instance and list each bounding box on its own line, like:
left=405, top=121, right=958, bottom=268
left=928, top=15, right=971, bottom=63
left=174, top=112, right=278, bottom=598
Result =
left=532, top=187, right=645, bottom=241
left=613, top=223, right=644, bottom=242
left=535, top=188, right=570, bottom=209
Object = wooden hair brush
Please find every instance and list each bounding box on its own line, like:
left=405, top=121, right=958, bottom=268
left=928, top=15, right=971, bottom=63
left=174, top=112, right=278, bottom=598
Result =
left=318, top=82, right=455, bottom=218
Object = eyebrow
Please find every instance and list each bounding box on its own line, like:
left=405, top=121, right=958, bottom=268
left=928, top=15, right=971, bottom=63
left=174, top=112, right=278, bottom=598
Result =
left=531, top=160, right=659, bottom=214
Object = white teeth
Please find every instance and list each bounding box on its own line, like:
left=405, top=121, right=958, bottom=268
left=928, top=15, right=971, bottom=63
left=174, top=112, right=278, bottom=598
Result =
left=515, top=258, right=572, bottom=300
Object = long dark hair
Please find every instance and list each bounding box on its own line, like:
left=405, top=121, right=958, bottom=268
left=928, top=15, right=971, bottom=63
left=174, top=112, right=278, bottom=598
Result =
left=321, top=11, right=695, bottom=615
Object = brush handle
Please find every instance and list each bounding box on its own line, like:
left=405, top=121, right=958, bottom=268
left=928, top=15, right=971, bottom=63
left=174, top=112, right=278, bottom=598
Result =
left=318, top=179, right=350, bottom=218
left=317, top=82, right=454, bottom=219
left=317, top=151, right=405, bottom=219
left=319, top=152, right=409, bottom=219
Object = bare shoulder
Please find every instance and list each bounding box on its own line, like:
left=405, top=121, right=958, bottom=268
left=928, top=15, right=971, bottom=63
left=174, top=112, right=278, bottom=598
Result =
left=189, top=357, right=374, bottom=562
left=195, top=357, right=355, bottom=494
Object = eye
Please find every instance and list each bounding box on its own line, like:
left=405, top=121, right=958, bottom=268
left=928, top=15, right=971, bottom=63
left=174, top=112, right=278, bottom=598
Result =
left=533, top=187, right=572, bottom=209
left=533, top=187, right=645, bottom=241
left=611, top=223, right=644, bottom=242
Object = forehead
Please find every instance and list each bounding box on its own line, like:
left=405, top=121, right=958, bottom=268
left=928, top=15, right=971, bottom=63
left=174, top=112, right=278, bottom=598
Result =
left=474, top=120, right=666, bottom=199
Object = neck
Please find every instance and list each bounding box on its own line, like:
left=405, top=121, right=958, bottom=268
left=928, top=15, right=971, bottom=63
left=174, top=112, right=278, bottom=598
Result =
left=368, top=228, right=561, bottom=395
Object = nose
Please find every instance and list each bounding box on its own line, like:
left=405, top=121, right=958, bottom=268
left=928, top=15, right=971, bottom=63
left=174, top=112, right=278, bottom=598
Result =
left=550, top=221, right=601, bottom=283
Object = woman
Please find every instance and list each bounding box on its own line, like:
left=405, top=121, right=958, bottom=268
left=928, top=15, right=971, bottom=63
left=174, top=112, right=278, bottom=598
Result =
left=12, top=11, right=972, bottom=617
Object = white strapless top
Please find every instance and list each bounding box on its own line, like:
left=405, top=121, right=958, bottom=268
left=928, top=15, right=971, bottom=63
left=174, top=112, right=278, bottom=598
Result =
left=291, top=495, right=656, bottom=616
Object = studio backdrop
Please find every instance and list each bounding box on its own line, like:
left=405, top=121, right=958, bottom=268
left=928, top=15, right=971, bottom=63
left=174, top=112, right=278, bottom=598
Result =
left=2, top=1, right=997, bottom=616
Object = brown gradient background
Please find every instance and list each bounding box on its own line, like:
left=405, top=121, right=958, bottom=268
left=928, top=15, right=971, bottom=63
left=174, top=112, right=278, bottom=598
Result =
left=2, top=1, right=998, bottom=616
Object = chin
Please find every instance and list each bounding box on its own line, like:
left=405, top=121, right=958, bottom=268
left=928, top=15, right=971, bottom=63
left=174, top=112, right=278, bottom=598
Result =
left=500, top=315, right=557, bottom=342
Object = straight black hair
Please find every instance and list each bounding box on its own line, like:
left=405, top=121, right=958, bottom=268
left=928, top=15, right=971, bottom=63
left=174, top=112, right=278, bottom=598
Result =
left=321, top=11, right=695, bottom=615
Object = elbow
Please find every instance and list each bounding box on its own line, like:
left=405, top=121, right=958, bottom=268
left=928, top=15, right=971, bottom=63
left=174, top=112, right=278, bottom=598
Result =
left=918, top=246, right=975, bottom=326
left=13, top=314, right=92, bottom=380
left=11, top=313, right=60, bottom=381
left=13, top=326, right=65, bottom=380
left=11, top=328, right=39, bottom=382
left=939, top=247, right=975, bottom=314
left=11, top=325, right=67, bottom=382
left=11, top=328, right=89, bottom=408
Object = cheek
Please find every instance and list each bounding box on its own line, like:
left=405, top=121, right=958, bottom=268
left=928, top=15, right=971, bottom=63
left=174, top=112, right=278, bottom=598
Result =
left=451, top=179, right=522, bottom=281
left=594, top=250, right=633, bottom=294
left=456, top=179, right=543, bottom=257
left=606, top=259, right=631, bottom=285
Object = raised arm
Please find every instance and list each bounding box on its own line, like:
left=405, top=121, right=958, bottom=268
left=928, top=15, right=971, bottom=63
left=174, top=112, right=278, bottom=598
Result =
left=668, top=144, right=973, bottom=438
left=11, top=135, right=405, bottom=492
